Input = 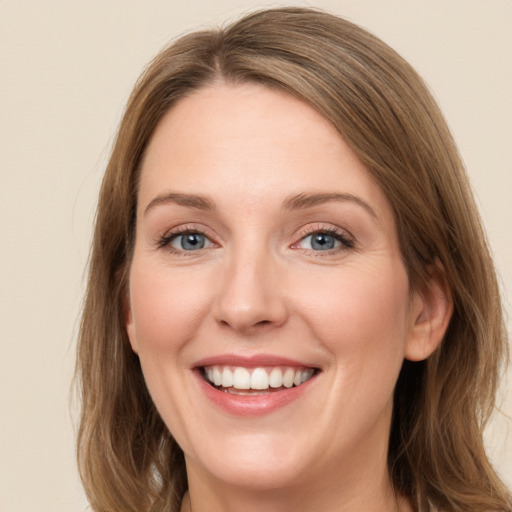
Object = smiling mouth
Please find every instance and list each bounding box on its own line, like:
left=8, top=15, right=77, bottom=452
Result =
left=202, top=365, right=317, bottom=395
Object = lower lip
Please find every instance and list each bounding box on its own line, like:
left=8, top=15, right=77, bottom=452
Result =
left=194, top=370, right=317, bottom=416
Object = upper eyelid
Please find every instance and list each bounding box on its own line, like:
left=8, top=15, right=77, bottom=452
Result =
left=162, top=223, right=213, bottom=237
left=294, top=223, right=354, bottom=240
left=157, top=224, right=217, bottom=247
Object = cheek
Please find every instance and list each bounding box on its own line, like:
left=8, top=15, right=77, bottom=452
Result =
left=298, top=261, right=411, bottom=440
left=126, top=261, right=214, bottom=438
left=300, top=261, right=411, bottom=366
left=128, top=261, right=214, bottom=354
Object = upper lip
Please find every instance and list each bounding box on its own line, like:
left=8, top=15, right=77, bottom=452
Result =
left=193, top=353, right=318, bottom=369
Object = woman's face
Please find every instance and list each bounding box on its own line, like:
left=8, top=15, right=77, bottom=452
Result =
left=126, top=83, right=425, bottom=492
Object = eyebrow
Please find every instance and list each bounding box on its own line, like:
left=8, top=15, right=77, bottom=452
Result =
left=144, top=190, right=377, bottom=219
left=283, top=192, right=377, bottom=218
left=144, top=192, right=216, bottom=215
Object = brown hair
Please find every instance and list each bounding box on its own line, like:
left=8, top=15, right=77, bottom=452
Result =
left=76, top=7, right=511, bottom=511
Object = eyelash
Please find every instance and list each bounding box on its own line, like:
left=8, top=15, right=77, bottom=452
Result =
left=156, top=224, right=355, bottom=255
left=292, top=225, right=355, bottom=254
left=157, top=225, right=215, bottom=255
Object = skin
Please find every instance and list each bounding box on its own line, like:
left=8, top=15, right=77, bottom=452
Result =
left=126, top=82, right=451, bottom=512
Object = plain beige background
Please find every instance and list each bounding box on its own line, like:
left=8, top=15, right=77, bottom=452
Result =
left=1, top=1, right=511, bottom=511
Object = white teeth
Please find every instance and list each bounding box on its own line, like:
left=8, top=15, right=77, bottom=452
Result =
left=250, top=368, right=269, bottom=390
left=233, top=367, right=251, bottom=389
left=302, top=369, right=314, bottom=383
left=221, top=368, right=233, bottom=387
left=213, top=367, right=222, bottom=386
left=269, top=367, right=283, bottom=388
left=283, top=368, right=295, bottom=388
left=205, top=365, right=315, bottom=391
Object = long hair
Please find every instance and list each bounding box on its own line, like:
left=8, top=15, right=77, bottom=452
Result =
left=76, top=7, right=511, bottom=511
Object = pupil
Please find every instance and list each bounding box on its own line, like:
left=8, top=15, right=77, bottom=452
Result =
left=312, top=233, right=334, bottom=250
left=182, top=233, right=205, bottom=250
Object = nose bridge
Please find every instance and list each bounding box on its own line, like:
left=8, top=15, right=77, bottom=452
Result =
left=214, top=239, right=286, bottom=332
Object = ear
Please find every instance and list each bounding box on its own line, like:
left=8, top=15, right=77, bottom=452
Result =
left=123, top=292, right=138, bottom=355
left=405, top=261, right=453, bottom=361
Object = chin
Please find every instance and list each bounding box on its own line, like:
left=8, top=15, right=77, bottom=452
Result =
left=184, top=432, right=314, bottom=491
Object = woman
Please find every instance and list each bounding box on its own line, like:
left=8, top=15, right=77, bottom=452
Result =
left=76, top=7, right=512, bottom=512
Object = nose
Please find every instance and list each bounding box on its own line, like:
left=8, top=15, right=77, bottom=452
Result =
left=212, top=249, right=288, bottom=334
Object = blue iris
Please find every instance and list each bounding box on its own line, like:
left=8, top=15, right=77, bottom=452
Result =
left=310, top=233, right=336, bottom=250
left=180, top=233, right=206, bottom=250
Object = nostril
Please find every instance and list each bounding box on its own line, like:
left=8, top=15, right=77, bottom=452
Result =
left=218, top=318, right=272, bottom=330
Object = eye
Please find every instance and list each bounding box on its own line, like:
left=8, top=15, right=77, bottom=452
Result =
left=303, top=232, right=340, bottom=250
left=170, top=232, right=208, bottom=250
left=293, top=227, right=354, bottom=253
left=158, top=228, right=216, bottom=253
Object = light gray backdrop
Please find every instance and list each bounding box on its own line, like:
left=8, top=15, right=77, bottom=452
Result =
left=1, top=1, right=510, bottom=511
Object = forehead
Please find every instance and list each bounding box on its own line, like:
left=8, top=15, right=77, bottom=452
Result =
left=138, top=82, right=394, bottom=225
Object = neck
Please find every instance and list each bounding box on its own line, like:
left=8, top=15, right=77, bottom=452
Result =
left=181, top=486, right=410, bottom=512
